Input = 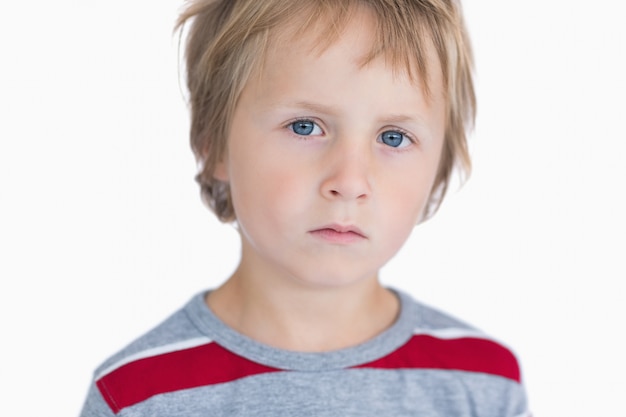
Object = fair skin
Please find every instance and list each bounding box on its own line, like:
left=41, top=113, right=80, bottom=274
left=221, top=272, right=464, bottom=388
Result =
left=208, top=8, right=447, bottom=352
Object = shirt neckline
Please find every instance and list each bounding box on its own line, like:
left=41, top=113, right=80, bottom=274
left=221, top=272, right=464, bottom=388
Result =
left=184, top=288, right=420, bottom=371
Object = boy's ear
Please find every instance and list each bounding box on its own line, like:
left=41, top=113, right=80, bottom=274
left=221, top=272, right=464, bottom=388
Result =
left=212, top=159, right=229, bottom=182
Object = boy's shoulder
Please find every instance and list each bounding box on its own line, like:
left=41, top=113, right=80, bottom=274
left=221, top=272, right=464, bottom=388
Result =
left=347, top=289, right=523, bottom=383
left=93, top=295, right=207, bottom=380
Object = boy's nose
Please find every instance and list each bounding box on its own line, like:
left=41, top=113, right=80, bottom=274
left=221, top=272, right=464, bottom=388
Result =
left=319, top=143, right=372, bottom=202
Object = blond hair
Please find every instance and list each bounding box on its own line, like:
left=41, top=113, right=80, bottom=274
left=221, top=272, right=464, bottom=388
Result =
left=176, top=0, right=475, bottom=222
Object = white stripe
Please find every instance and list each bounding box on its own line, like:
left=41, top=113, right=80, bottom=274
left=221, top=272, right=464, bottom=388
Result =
left=412, top=328, right=517, bottom=356
left=96, top=336, right=213, bottom=380
left=412, top=327, right=490, bottom=340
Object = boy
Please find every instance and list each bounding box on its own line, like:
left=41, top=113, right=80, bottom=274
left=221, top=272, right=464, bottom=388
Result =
left=80, top=0, right=530, bottom=415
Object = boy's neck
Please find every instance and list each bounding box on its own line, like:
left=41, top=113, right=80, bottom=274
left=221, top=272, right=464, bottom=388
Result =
left=206, top=270, right=399, bottom=352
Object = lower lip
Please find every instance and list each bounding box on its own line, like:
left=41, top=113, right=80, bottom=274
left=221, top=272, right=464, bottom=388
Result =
left=309, top=229, right=366, bottom=244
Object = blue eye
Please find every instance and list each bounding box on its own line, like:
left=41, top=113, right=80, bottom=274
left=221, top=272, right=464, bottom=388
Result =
left=289, top=120, right=322, bottom=136
left=380, top=130, right=411, bottom=148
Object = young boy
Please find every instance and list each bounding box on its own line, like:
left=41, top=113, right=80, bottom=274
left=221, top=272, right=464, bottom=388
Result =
left=80, top=0, right=530, bottom=415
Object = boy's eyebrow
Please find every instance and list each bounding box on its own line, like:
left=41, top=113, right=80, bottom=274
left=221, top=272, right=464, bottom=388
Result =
left=275, top=101, right=341, bottom=116
left=377, top=114, right=423, bottom=125
left=270, top=101, right=425, bottom=125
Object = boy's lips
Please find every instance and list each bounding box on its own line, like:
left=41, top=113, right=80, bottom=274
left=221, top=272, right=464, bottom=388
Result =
left=308, top=223, right=367, bottom=244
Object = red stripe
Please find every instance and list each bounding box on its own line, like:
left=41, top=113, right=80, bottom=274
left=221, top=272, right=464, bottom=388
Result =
left=96, top=342, right=282, bottom=414
left=97, top=335, right=520, bottom=413
left=353, top=335, right=521, bottom=383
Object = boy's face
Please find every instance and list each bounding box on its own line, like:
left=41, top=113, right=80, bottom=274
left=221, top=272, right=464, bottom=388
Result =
left=215, top=9, right=446, bottom=289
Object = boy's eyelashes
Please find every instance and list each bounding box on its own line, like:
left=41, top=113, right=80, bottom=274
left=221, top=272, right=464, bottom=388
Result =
left=285, top=118, right=417, bottom=149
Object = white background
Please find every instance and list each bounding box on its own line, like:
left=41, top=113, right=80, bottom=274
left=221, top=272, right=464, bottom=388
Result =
left=1, top=1, right=624, bottom=415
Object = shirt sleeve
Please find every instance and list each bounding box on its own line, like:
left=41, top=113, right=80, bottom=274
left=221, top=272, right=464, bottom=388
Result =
left=79, top=380, right=116, bottom=417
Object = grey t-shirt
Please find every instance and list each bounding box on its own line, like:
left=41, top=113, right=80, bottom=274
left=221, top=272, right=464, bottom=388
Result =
left=80, top=289, right=530, bottom=416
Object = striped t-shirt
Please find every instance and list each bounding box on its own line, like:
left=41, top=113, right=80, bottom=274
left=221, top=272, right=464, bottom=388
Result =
left=80, top=289, right=530, bottom=416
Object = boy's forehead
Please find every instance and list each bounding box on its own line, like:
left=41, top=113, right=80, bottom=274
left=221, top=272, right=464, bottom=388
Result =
left=268, top=8, right=374, bottom=67
left=262, top=4, right=443, bottom=96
